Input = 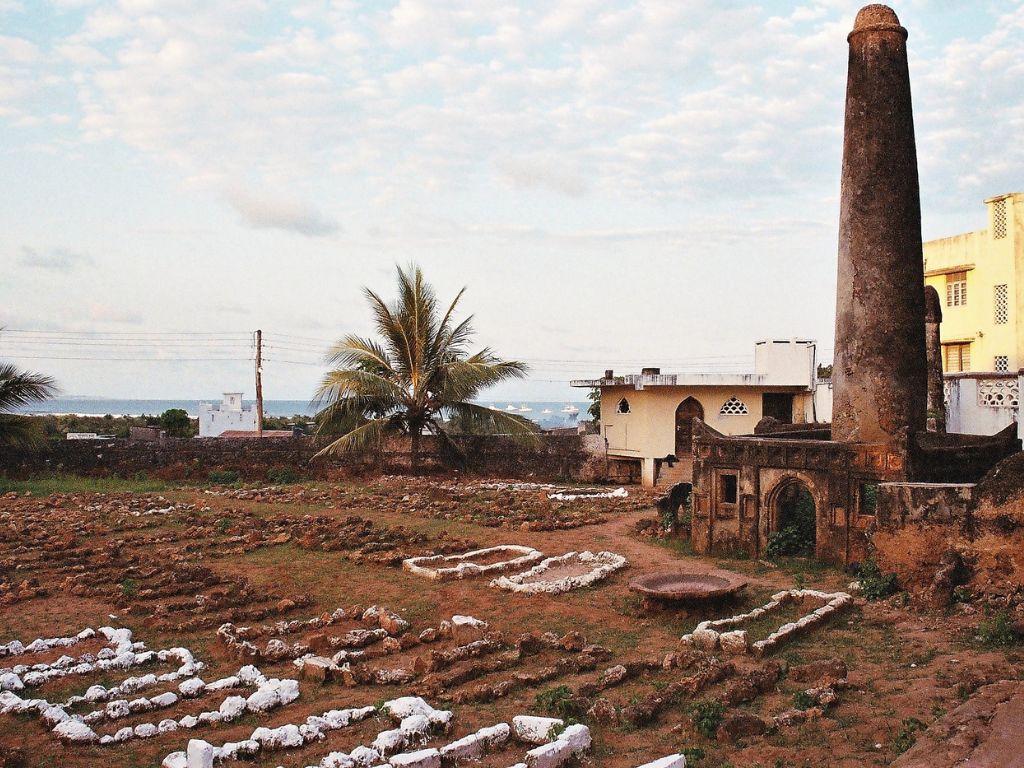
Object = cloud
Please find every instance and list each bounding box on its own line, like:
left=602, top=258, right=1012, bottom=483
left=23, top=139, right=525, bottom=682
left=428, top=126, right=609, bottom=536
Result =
left=18, top=246, right=92, bottom=271
left=224, top=187, right=340, bottom=237
left=87, top=303, right=143, bottom=325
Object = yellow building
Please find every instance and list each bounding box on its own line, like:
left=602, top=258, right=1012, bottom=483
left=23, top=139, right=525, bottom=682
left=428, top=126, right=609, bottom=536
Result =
left=923, top=193, right=1024, bottom=373
left=571, top=340, right=823, bottom=488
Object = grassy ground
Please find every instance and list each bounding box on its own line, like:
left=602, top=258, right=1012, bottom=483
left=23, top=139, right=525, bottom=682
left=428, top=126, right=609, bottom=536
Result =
left=0, top=475, right=1021, bottom=768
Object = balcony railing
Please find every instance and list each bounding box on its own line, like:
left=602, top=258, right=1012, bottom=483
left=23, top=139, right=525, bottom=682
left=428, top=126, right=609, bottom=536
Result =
left=570, top=373, right=679, bottom=388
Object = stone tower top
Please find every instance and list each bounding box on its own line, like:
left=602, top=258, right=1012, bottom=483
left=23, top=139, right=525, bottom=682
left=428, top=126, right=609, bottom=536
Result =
left=850, top=4, right=906, bottom=40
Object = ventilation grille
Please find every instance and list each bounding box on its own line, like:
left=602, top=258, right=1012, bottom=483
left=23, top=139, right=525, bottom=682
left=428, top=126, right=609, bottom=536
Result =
left=995, top=284, right=1009, bottom=324
left=719, top=397, right=749, bottom=416
left=994, top=199, right=1008, bottom=239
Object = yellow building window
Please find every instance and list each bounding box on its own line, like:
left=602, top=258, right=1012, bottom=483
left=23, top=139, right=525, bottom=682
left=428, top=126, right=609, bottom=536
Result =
left=943, top=343, right=971, bottom=372
left=993, top=198, right=1007, bottom=240
left=946, top=271, right=967, bottom=306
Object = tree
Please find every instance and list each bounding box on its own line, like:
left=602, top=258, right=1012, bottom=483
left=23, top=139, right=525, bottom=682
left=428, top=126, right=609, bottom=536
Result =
left=159, top=408, right=193, bottom=437
left=314, top=264, right=538, bottom=472
left=586, top=387, right=601, bottom=429
left=0, top=360, right=58, bottom=448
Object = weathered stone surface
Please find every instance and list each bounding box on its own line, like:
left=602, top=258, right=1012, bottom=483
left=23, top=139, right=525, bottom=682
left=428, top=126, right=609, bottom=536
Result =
left=892, top=680, right=1024, bottom=767
left=832, top=3, right=927, bottom=450
left=924, top=285, right=946, bottom=433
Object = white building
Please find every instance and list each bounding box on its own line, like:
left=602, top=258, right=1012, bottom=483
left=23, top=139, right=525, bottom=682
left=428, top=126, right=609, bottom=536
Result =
left=199, top=392, right=258, bottom=437
left=572, top=339, right=830, bottom=487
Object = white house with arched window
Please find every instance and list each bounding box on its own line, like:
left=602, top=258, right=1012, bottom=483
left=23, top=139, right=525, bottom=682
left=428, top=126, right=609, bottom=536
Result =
left=571, top=340, right=828, bottom=487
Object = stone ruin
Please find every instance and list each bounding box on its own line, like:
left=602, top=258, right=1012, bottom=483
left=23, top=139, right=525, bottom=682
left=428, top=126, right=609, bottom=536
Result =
left=688, top=4, right=1021, bottom=568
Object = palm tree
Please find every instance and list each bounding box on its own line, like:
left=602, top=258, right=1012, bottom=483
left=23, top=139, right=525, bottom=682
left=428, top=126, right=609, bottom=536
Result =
left=314, top=265, right=538, bottom=472
left=0, top=359, right=58, bottom=448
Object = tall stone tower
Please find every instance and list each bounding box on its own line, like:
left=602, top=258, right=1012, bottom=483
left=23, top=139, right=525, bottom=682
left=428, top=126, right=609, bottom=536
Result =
left=831, top=5, right=928, bottom=449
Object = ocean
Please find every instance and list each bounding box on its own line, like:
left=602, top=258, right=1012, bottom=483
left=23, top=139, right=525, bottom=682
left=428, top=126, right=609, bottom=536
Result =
left=14, top=398, right=591, bottom=430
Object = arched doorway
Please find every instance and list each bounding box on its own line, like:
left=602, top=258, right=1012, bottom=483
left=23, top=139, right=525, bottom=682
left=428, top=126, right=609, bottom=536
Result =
left=675, top=397, right=704, bottom=456
left=767, top=478, right=816, bottom=557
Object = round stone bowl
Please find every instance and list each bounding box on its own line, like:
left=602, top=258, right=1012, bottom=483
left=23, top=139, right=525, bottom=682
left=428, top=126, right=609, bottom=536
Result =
left=628, top=569, right=748, bottom=602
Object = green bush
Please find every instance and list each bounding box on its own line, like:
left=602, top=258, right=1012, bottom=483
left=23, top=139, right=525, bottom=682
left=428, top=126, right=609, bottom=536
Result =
left=208, top=469, right=241, bottom=485
left=765, top=488, right=816, bottom=558
left=792, top=690, right=815, bottom=711
left=859, top=559, right=899, bottom=600
left=689, top=700, right=725, bottom=739
left=977, top=609, right=1021, bottom=647
left=267, top=466, right=298, bottom=484
left=681, top=747, right=705, bottom=764
left=534, top=686, right=587, bottom=720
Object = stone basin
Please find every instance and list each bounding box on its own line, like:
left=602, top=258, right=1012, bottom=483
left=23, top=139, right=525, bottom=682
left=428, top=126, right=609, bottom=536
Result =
left=629, top=570, right=747, bottom=602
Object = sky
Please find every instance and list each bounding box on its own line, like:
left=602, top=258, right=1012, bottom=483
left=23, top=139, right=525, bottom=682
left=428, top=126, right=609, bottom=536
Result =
left=0, top=0, right=1022, bottom=402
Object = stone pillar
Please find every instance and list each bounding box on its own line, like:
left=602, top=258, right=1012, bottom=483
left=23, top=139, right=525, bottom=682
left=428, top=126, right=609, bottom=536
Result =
left=923, top=286, right=946, bottom=432
left=641, top=457, right=656, bottom=489
left=831, top=5, right=927, bottom=453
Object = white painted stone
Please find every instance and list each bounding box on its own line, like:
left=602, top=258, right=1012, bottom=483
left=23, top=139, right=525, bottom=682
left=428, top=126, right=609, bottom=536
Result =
left=52, top=719, right=97, bottom=744
left=151, top=691, right=179, bottom=708
left=513, top=715, right=563, bottom=744
left=319, top=752, right=356, bottom=768
left=162, top=751, right=186, bottom=768
left=219, top=695, right=247, bottom=721
left=186, top=739, right=216, bottom=768
left=525, top=738, right=573, bottom=768
left=372, top=727, right=407, bottom=755
left=691, top=628, right=720, bottom=651
left=635, top=755, right=687, bottom=768
left=179, top=678, right=206, bottom=697
left=349, top=745, right=382, bottom=766
left=389, top=748, right=442, bottom=768
left=559, top=723, right=591, bottom=754
left=718, top=630, right=749, bottom=655
left=134, top=722, right=159, bottom=738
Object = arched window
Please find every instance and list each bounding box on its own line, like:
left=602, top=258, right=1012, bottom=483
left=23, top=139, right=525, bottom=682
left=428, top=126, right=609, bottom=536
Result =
left=719, top=396, right=749, bottom=415
left=616, top=398, right=631, bottom=414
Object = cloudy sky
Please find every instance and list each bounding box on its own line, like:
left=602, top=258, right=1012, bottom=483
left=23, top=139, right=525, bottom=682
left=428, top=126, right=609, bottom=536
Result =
left=1, top=0, right=1021, bottom=401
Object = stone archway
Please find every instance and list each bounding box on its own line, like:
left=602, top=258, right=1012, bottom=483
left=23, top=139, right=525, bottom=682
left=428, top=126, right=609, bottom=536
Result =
left=766, top=476, right=817, bottom=557
left=675, top=397, right=704, bottom=456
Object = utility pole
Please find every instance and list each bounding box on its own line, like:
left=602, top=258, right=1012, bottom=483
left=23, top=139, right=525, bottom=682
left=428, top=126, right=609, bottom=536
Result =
left=255, top=329, right=264, bottom=438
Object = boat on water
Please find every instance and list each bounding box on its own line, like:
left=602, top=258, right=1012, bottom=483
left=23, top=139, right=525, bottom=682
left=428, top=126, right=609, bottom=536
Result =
left=541, top=408, right=553, bottom=415
left=505, top=404, right=518, bottom=411
left=561, top=404, right=580, bottom=416
left=517, top=405, right=532, bottom=413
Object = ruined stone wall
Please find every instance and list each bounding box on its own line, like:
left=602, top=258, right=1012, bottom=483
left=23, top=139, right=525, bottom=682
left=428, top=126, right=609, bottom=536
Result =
left=0, top=434, right=603, bottom=483
left=690, top=423, right=903, bottom=565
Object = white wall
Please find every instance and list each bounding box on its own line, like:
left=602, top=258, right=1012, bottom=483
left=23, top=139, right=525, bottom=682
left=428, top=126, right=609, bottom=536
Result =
left=754, top=339, right=816, bottom=385
left=944, top=374, right=1018, bottom=436
left=198, top=393, right=258, bottom=437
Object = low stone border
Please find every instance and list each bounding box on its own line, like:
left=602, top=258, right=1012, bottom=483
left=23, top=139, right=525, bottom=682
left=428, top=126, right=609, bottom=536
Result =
left=168, top=695, right=453, bottom=768
left=0, top=627, right=199, bottom=692
left=1, top=661, right=299, bottom=746
left=548, top=487, right=628, bottom=501
left=490, top=551, right=628, bottom=595
left=403, top=546, right=543, bottom=581
left=218, top=605, right=412, bottom=662
left=680, top=589, right=853, bottom=657
left=0, top=626, right=97, bottom=660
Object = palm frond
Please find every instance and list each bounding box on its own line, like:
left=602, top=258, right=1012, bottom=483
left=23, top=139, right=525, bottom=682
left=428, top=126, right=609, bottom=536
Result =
left=0, top=362, right=58, bottom=412
left=325, top=335, right=395, bottom=375
left=313, top=416, right=398, bottom=458
left=435, top=353, right=529, bottom=403
left=443, top=402, right=541, bottom=444
left=0, top=414, right=46, bottom=449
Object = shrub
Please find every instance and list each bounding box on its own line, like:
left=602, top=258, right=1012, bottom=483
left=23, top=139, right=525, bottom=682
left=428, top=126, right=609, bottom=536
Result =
left=681, top=747, right=705, bottom=763
left=859, top=559, right=899, bottom=600
left=120, top=579, right=137, bottom=598
left=792, top=690, right=815, bottom=711
left=765, top=488, right=816, bottom=558
left=893, top=717, right=925, bottom=754
left=977, top=609, right=1021, bottom=648
left=208, top=469, right=241, bottom=485
left=267, top=466, right=298, bottom=484
left=689, top=700, right=725, bottom=739
left=534, top=686, right=587, bottom=720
